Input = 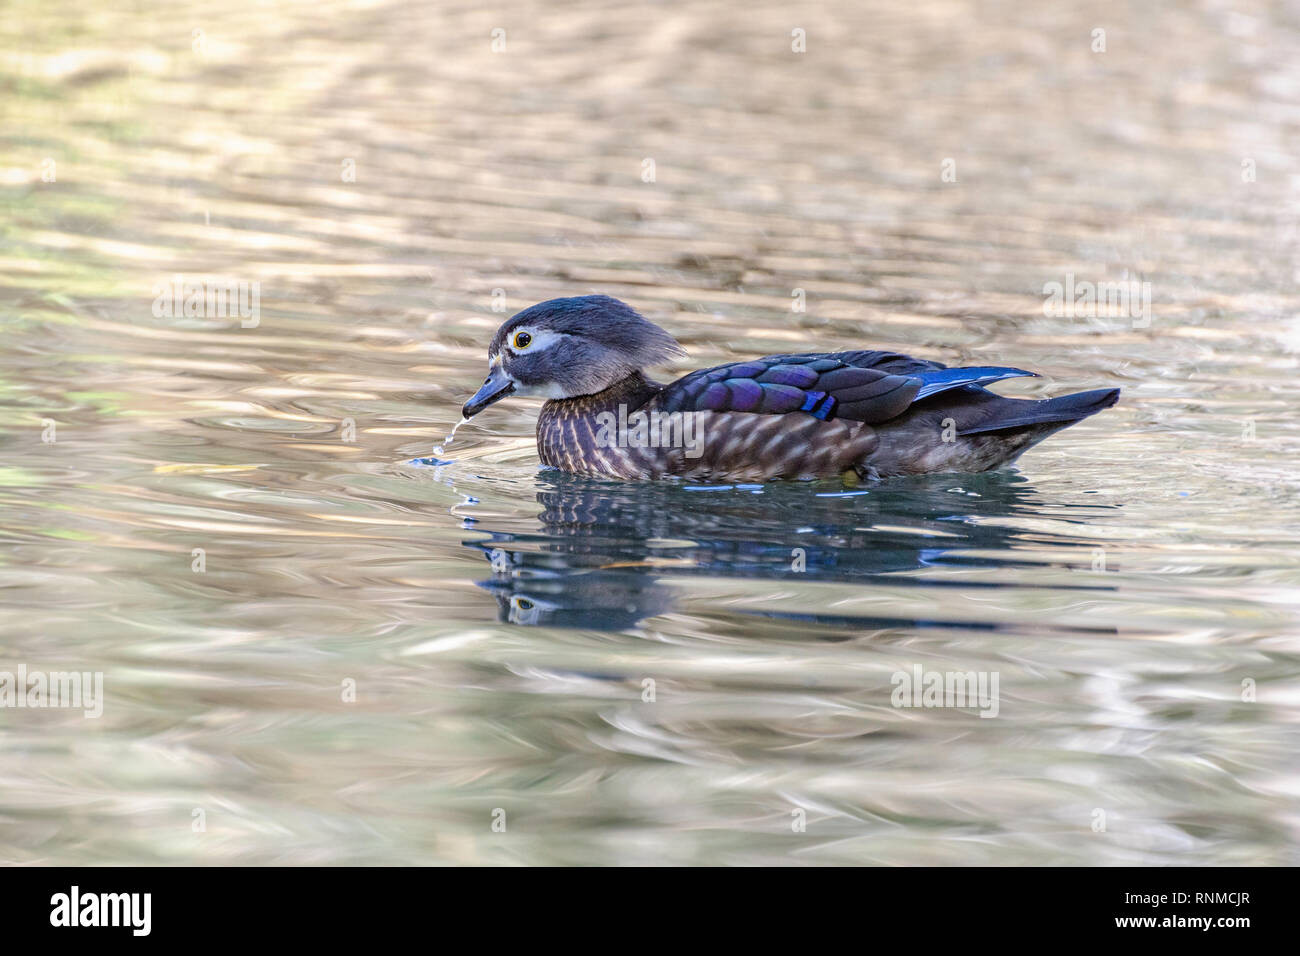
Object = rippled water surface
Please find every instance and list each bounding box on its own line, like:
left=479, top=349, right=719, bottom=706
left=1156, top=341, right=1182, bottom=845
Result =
left=3, top=0, right=1300, bottom=865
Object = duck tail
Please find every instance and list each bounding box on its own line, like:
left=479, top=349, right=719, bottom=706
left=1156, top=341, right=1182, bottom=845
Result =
left=955, top=387, right=1120, bottom=437
left=866, top=386, right=1120, bottom=477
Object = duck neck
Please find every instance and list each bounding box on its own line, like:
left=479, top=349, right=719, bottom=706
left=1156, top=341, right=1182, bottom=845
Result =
left=541, top=372, right=660, bottom=422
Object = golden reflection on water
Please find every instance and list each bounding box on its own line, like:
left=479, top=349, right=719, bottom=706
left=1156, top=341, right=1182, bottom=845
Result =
left=1, top=0, right=1299, bottom=864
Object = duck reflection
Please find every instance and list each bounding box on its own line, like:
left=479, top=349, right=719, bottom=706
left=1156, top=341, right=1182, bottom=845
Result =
left=465, top=471, right=1104, bottom=629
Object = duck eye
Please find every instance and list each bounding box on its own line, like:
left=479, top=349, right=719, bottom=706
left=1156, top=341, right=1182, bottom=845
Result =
left=516, top=597, right=534, bottom=610
left=513, top=331, right=532, bottom=349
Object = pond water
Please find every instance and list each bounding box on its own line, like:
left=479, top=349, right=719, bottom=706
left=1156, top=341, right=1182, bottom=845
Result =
left=2, top=0, right=1298, bottom=864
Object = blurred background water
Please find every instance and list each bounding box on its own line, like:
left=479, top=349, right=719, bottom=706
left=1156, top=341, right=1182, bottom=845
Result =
left=2, top=0, right=1299, bottom=865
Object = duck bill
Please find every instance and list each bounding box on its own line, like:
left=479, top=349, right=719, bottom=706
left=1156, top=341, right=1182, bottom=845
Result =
left=462, top=368, right=516, bottom=418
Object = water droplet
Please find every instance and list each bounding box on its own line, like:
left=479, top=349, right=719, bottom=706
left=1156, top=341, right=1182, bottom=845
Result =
left=432, top=416, right=470, bottom=458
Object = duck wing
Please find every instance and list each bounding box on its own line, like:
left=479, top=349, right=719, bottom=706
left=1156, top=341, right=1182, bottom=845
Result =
left=655, top=351, right=1035, bottom=425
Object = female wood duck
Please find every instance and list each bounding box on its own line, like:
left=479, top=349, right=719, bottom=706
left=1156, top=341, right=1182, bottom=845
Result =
left=460, top=295, right=1119, bottom=482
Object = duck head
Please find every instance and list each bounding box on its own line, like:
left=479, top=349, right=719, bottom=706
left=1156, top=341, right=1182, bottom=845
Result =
left=461, top=295, right=684, bottom=417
